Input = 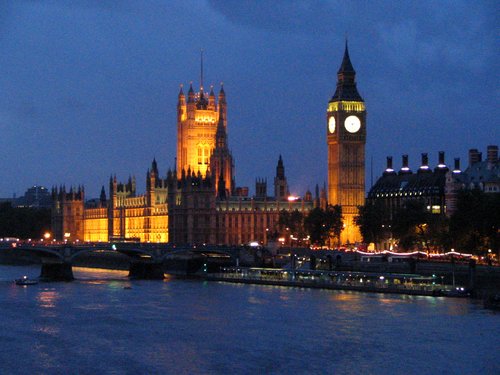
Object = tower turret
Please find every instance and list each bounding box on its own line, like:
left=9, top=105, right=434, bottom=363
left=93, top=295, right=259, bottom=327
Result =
left=187, top=83, right=195, bottom=103
left=177, top=84, right=186, bottom=122
left=274, top=155, right=288, bottom=201
left=215, top=105, right=227, bottom=149
left=218, top=84, right=226, bottom=124
left=186, top=82, right=196, bottom=121
left=210, top=104, right=234, bottom=196
left=197, top=86, right=208, bottom=109
left=100, top=186, right=107, bottom=207
left=256, top=178, right=267, bottom=198
left=208, top=85, right=216, bottom=111
left=152, top=158, right=159, bottom=177
left=146, top=167, right=156, bottom=207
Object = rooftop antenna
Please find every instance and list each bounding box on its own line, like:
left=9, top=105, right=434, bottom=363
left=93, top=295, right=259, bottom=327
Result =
left=200, top=49, right=204, bottom=90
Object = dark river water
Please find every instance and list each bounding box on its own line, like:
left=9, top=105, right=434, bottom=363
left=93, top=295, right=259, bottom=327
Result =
left=0, top=265, right=498, bottom=374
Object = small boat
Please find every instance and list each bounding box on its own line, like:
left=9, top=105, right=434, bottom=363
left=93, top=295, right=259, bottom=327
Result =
left=441, top=286, right=470, bottom=297
left=15, top=276, right=39, bottom=286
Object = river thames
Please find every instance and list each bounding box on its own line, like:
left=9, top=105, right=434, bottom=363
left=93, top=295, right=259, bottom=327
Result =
left=0, top=265, right=498, bottom=374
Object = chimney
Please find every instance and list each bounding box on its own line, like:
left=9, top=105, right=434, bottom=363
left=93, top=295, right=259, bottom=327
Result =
left=469, top=149, right=482, bottom=166
left=384, top=156, right=395, bottom=175
left=419, top=153, right=430, bottom=172
left=453, top=158, right=461, bottom=173
left=434, top=151, right=449, bottom=173
left=436, top=151, right=447, bottom=169
left=399, top=154, right=412, bottom=174
left=487, top=145, right=498, bottom=164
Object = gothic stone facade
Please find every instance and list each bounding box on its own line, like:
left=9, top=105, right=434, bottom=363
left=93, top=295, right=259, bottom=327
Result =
left=52, top=160, right=168, bottom=243
left=52, top=46, right=365, bottom=245
left=327, top=43, right=366, bottom=244
left=52, top=84, right=316, bottom=245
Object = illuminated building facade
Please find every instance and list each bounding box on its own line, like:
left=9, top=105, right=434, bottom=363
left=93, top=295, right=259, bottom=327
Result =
left=167, top=156, right=316, bottom=246
left=326, top=42, right=366, bottom=244
left=52, top=81, right=315, bottom=245
left=52, top=161, right=168, bottom=243
left=52, top=47, right=369, bottom=245
left=176, top=82, right=234, bottom=195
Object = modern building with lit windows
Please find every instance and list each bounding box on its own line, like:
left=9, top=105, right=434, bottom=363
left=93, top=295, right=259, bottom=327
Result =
left=367, top=145, right=499, bottom=249
left=368, top=152, right=450, bottom=219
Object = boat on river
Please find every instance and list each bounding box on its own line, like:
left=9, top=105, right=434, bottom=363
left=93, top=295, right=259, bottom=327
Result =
left=15, top=276, right=39, bottom=285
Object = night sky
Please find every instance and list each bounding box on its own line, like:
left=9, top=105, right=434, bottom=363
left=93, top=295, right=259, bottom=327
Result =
left=0, top=1, right=497, bottom=199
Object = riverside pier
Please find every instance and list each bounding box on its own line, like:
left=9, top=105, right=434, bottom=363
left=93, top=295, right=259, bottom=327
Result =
left=205, top=267, right=468, bottom=297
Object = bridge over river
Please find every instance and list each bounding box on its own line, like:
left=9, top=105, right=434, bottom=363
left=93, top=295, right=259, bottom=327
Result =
left=0, top=242, right=235, bottom=281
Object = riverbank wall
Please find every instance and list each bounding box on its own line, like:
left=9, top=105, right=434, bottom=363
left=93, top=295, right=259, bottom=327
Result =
left=1, top=248, right=498, bottom=297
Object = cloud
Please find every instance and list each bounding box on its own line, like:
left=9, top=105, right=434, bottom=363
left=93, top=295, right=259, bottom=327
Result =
left=207, top=1, right=496, bottom=72
left=208, top=0, right=336, bottom=34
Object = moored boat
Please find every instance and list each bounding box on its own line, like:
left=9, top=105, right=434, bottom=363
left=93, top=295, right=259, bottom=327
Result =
left=15, top=276, right=39, bottom=286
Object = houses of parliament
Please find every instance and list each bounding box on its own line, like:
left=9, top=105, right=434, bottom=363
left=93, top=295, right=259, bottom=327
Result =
left=52, top=44, right=366, bottom=246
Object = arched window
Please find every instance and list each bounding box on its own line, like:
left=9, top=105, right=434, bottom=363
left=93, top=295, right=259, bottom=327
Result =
left=197, top=144, right=210, bottom=165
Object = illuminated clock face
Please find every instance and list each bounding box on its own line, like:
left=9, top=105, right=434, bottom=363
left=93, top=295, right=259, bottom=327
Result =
left=344, top=115, right=361, bottom=133
left=328, top=116, right=336, bottom=133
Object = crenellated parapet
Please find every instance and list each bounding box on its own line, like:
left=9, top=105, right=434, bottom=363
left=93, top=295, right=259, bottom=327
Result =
left=52, top=185, right=85, bottom=202
left=51, top=185, right=85, bottom=241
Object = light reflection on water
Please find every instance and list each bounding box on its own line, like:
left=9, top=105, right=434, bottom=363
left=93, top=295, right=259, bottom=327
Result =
left=73, top=266, right=129, bottom=279
left=0, top=265, right=498, bottom=374
left=36, top=290, right=59, bottom=309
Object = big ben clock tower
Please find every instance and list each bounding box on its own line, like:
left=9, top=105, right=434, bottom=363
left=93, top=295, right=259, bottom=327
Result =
left=327, top=42, right=366, bottom=245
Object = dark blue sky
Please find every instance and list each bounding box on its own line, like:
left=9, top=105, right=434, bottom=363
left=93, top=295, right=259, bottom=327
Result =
left=0, top=1, right=498, bottom=198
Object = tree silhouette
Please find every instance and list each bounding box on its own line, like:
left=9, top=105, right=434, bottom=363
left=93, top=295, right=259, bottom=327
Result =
left=304, top=205, right=342, bottom=247
left=0, top=202, right=51, bottom=239
left=355, top=200, right=387, bottom=249
left=449, top=190, right=499, bottom=255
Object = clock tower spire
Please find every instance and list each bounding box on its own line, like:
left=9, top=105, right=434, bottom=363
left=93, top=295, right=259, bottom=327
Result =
left=326, top=41, right=366, bottom=245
